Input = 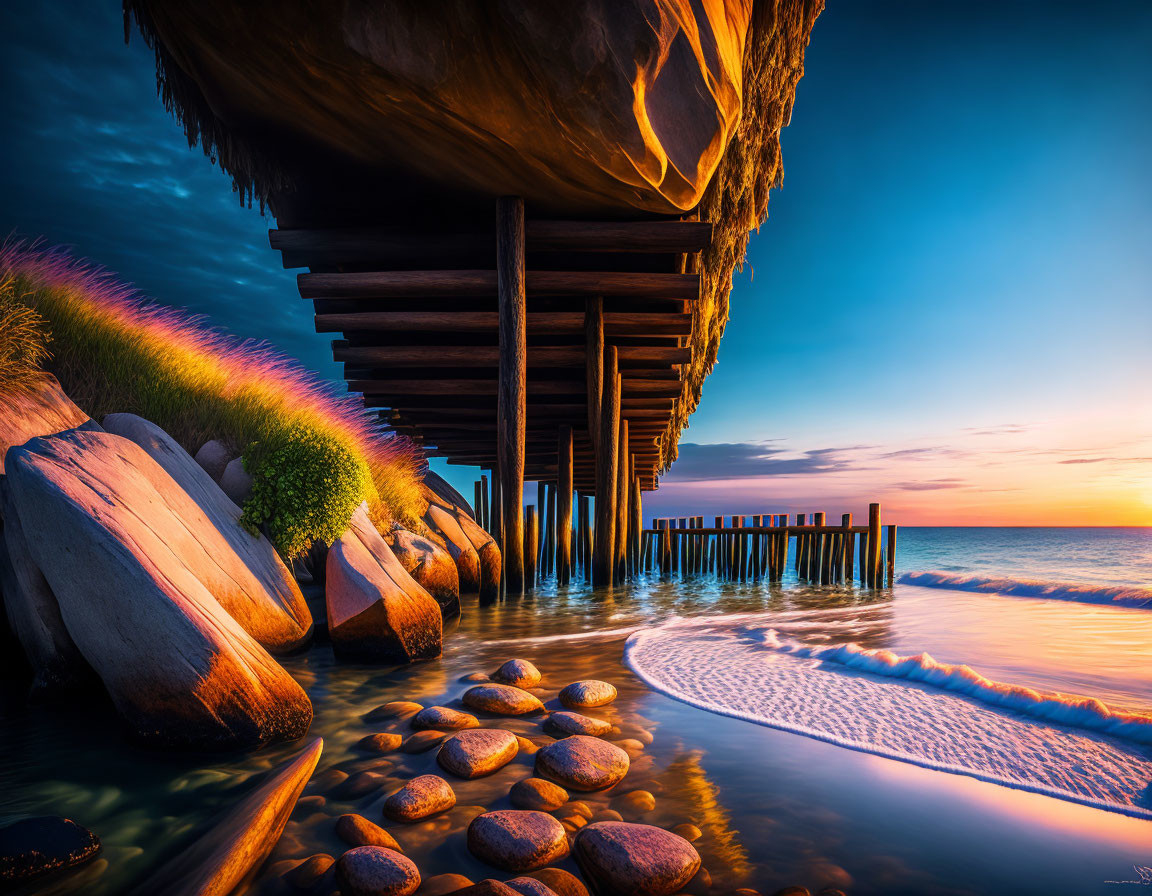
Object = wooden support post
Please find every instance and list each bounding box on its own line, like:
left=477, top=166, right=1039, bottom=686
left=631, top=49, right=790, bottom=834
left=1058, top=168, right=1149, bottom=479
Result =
left=841, top=513, right=853, bottom=584
left=474, top=481, right=483, bottom=527
left=536, top=482, right=546, bottom=570
left=497, top=196, right=526, bottom=593
left=886, top=524, right=897, bottom=587
left=751, top=515, right=763, bottom=579
left=480, top=473, right=490, bottom=531
left=586, top=296, right=603, bottom=446
left=813, top=512, right=827, bottom=584
left=630, top=473, right=642, bottom=576
left=557, top=425, right=573, bottom=584
left=545, top=483, right=557, bottom=576
left=524, top=505, right=538, bottom=590
left=714, top=517, right=725, bottom=578
left=868, top=503, right=882, bottom=588
left=794, top=514, right=805, bottom=575
left=580, top=494, right=593, bottom=581
left=615, top=418, right=629, bottom=583
left=776, top=514, right=788, bottom=582
left=593, top=346, right=619, bottom=585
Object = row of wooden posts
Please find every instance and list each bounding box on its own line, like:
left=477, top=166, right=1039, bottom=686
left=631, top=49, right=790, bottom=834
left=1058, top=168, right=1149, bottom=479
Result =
left=473, top=480, right=895, bottom=589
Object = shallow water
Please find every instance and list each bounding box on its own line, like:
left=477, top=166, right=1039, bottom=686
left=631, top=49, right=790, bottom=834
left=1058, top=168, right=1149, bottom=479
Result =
left=2, top=529, right=1151, bottom=895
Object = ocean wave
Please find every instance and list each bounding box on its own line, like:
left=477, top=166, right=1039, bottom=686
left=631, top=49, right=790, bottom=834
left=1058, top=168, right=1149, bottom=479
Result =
left=624, top=619, right=1152, bottom=819
left=750, top=628, right=1152, bottom=745
left=899, top=571, right=1152, bottom=609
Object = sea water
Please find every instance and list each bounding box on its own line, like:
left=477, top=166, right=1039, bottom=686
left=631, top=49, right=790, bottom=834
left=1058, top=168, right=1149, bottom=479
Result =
left=0, top=528, right=1149, bottom=895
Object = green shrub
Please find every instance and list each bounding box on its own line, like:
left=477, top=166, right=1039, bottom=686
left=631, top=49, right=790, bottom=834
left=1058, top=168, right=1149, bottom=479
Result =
left=240, top=424, right=372, bottom=558
left=0, top=277, right=52, bottom=392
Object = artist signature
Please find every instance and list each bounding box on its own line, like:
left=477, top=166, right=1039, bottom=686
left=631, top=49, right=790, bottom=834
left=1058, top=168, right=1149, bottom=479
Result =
left=1105, top=865, right=1152, bottom=886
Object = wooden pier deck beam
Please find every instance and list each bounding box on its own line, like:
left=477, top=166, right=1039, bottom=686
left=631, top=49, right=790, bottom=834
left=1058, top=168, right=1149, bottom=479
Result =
left=497, top=196, right=526, bottom=594
left=593, top=346, right=620, bottom=585
left=557, top=425, right=573, bottom=584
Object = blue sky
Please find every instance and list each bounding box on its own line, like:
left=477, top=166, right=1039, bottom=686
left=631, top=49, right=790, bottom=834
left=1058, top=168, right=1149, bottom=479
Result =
left=2, top=2, right=1149, bottom=523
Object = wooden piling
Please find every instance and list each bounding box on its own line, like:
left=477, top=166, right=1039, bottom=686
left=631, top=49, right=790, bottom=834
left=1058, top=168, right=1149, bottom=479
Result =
left=524, top=505, right=538, bottom=589
left=868, top=503, right=882, bottom=588
left=557, top=425, right=573, bottom=584
left=614, top=417, right=629, bottom=582
left=841, top=513, right=853, bottom=583
left=546, top=482, right=557, bottom=576
left=592, top=346, right=619, bottom=585
left=474, top=480, right=483, bottom=527
left=496, top=196, right=526, bottom=593
left=886, top=524, right=897, bottom=587
left=631, top=474, right=642, bottom=576
left=480, top=473, right=490, bottom=531
left=579, top=494, right=592, bottom=581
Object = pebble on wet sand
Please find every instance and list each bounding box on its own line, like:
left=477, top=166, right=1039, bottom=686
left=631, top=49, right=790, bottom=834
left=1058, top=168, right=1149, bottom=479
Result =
left=463, top=685, right=545, bottom=716
left=336, top=814, right=401, bottom=850
left=572, top=822, right=700, bottom=896
left=412, top=706, right=481, bottom=731
left=401, top=731, right=447, bottom=754
left=492, top=659, right=542, bottom=689
left=509, top=778, right=569, bottom=811
left=332, top=770, right=389, bottom=799
left=383, top=775, right=457, bottom=822
left=466, top=810, right=569, bottom=872
left=535, top=736, right=629, bottom=792
left=358, top=733, right=405, bottom=753
left=336, top=846, right=420, bottom=896
left=419, top=872, right=475, bottom=895
left=0, top=817, right=101, bottom=884
left=671, top=823, right=701, bottom=842
left=544, top=711, right=613, bottom=738
left=437, top=729, right=520, bottom=779
left=283, top=853, right=334, bottom=890
left=558, top=680, right=617, bottom=710
left=366, top=702, right=424, bottom=721
left=525, top=868, right=590, bottom=896
left=614, top=790, right=655, bottom=816
left=505, top=876, right=561, bottom=896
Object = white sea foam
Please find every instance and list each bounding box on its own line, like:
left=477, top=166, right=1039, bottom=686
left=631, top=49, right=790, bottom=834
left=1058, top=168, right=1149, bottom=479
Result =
left=900, top=571, right=1152, bottom=609
left=750, top=629, right=1152, bottom=745
left=625, top=616, right=1152, bottom=818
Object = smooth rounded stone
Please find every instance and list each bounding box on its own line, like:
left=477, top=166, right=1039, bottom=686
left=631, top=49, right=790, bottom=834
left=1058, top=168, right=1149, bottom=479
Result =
left=332, top=770, right=389, bottom=799
left=628, top=729, right=654, bottom=746
left=770, top=889, right=811, bottom=896
left=336, top=814, right=401, bottom=850
left=336, top=846, right=420, bottom=896
left=491, top=658, right=542, bottom=689
left=614, top=791, right=655, bottom=816
left=0, top=816, right=101, bottom=884
left=419, top=872, right=475, bottom=895
left=525, top=868, right=590, bottom=896
left=535, top=736, right=629, bottom=792
left=192, top=439, right=233, bottom=482
left=283, top=854, right=334, bottom=890
left=671, top=824, right=701, bottom=843
left=366, top=701, right=424, bottom=721
left=592, top=810, right=624, bottom=823
left=462, top=672, right=491, bottom=683
left=450, top=882, right=520, bottom=896
left=572, top=822, right=700, bottom=896
left=424, top=504, right=483, bottom=594
left=386, top=526, right=461, bottom=620
left=437, top=729, right=519, bottom=779
left=560, top=816, right=587, bottom=832
left=383, top=775, right=457, bottom=822
left=509, top=778, right=568, bottom=812
left=412, top=706, right=480, bottom=731
left=358, top=733, right=405, bottom=753
left=505, top=877, right=560, bottom=896
left=463, top=684, right=545, bottom=716
left=401, top=731, right=446, bottom=754
left=612, top=740, right=645, bottom=758
left=295, top=795, right=326, bottom=814
left=218, top=456, right=254, bottom=506
left=558, top=681, right=617, bottom=710
left=515, top=736, right=539, bottom=756
left=544, top=712, right=612, bottom=738
left=466, top=810, right=569, bottom=872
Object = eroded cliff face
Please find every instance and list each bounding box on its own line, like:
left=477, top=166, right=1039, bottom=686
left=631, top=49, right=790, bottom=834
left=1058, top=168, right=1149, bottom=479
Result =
left=127, top=0, right=753, bottom=215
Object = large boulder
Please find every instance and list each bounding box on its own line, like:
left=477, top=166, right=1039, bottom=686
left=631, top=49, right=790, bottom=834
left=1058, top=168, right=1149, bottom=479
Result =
left=424, top=504, right=482, bottom=594
left=423, top=472, right=474, bottom=518
left=0, top=374, right=95, bottom=474
left=102, top=414, right=312, bottom=652
left=455, top=511, right=502, bottom=601
left=0, top=482, right=92, bottom=697
left=130, top=738, right=323, bottom=895
left=385, top=525, right=461, bottom=619
left=326, top=505, right=442, bottom=663
left=3, top=429, right=312, bottom=749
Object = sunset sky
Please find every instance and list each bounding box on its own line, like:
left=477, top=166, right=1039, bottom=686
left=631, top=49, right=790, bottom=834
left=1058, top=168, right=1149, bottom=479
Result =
left=2, top=1, right=1149, bottom=525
